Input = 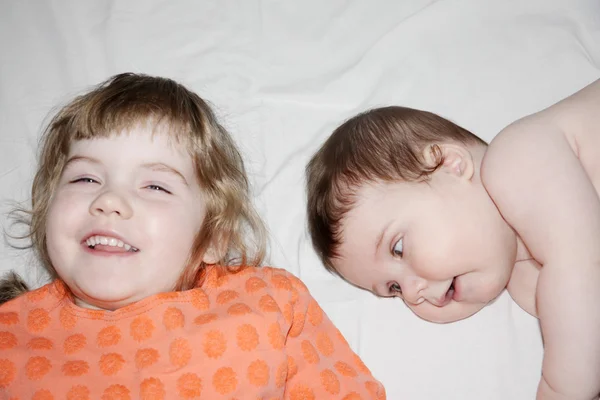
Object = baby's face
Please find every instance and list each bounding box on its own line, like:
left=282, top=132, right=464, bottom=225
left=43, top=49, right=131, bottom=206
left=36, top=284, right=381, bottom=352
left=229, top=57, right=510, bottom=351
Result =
left=45, top=125, right=207, bottom=310
left=333, top=175, right=517, bottom=323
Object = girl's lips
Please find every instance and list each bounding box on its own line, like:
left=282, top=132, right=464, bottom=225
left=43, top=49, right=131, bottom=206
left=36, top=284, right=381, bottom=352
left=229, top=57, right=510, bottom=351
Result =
left=81, top=242, right=138, bottom=257
left=81, top=230, right=139, bottom=250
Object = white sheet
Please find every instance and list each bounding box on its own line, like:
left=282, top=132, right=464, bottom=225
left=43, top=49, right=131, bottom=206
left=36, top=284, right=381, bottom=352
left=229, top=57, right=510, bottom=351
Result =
left=1, top=1, right=599, bottom=398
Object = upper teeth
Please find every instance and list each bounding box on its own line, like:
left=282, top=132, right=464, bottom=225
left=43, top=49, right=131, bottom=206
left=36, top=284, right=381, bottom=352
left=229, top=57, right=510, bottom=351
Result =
left=85, top=235, right=138, bottom=251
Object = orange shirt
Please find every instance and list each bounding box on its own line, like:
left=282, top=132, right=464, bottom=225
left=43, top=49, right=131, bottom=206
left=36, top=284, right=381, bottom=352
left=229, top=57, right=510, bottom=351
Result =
left=0, top=266, right=386, bottom=399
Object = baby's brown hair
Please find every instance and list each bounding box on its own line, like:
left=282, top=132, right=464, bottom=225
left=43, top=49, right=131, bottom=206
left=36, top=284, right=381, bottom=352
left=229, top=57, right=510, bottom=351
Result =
left=306, top=106, right=486, bottom=273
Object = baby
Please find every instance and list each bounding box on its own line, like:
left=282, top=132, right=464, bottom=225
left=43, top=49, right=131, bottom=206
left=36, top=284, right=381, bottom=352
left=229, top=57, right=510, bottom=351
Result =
left=0, top=72, right=386, bottom=399
left=306, top=78, right=600, bottom=400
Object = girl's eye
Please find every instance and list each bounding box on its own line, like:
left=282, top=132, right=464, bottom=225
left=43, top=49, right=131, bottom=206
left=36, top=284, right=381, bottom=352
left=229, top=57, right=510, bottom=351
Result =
left=146, top=184, right=171, bottom=194
left=392, top=238, right=403, bottom=257
left=71, top=177, right=99, bottom=184
left=389, top=282, right=402, bottom=295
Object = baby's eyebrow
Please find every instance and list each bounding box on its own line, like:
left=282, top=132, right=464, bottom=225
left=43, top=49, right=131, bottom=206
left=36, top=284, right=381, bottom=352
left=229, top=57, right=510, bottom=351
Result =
left=375, top=221, right=392, bottom=255
left=140, top=162, right=189, bottom=186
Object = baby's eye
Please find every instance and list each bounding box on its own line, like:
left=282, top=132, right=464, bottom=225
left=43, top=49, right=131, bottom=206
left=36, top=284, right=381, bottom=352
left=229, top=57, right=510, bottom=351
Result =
left=145, top=184, right=171, bottom=194
left=392, top=238, right=403, bottom=257
left=389, top=282, right=402, bottom=296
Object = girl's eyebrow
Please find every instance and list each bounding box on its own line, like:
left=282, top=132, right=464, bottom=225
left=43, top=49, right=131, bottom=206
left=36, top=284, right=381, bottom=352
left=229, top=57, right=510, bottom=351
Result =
left=64, top=155, right=101, bottom=168
left=140, top=162, right=189, bottom=186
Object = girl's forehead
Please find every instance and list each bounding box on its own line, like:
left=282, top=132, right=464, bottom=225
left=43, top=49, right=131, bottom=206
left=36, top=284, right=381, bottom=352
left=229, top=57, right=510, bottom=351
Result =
left=67, top=129, right=193, bottom=170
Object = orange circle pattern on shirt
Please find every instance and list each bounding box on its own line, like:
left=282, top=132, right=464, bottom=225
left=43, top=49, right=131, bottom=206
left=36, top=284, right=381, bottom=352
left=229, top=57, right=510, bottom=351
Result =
left=101, top=384, right=131, bottom=400
left=316, top=332, right=334, bottom=356
left=99, top=353, right=125, bottom=376
left=26, top=356, right=52, bottom=380
left=289, top=384, right=315, bottom=400
left=59, top=308, right=77, bottom=330
left=320, top=369, right=341, bottom=395
left=27, top=337, right=53, bottom=350
left=130, top=315, right=155, bottom=342
left=0, top=359, right=16, bottom=387
left=212, top=367, right=238, bottom=395
left=177, top=373, right=202, bottom=398
left=271, top=274, right=293, bottom=291
left=259, top=295, right=280, bottom=313
left=62, top=360, right=89, bottom=377
left=194, top=313, right=218, bottom=326
left=307, top=300, right=323, bottom=326
left=0, top=331, right=17, bottom=350
left=236, top=324, right=259, bottom=351
left=97, top=325, right=121, bottom=347
left=335, top=361, right=358, bottom=377
left=203, top=330, right=226, bottom=358
left=163, top=307, right=185, bottom=331
left=247, top=359, right=270, bottom=387
left=245, top=277, right=267, bottom=293
left=135, top=348, right=160, bottom=369
left=27, top=309, right=51, bottom=333
left=0, top=312, right=18, bottom=325
left=301, top=340, right=320, bottom=364
left=66, top=385, right=90, bottom=400
left=140, top=377, right=165, bottom=400
left=190, top=289, right=210, bottom=310
left=217, top=290, right=239, bottom=305
left=227, top=303, right=252, bottom=316
left=64, top=334, right=86, bottom=354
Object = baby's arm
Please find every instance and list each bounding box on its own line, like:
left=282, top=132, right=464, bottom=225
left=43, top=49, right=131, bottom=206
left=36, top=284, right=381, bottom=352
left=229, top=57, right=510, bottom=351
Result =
left=281, top=273, right=386, bottom=399
left=482, top=81, right=600, bottom=400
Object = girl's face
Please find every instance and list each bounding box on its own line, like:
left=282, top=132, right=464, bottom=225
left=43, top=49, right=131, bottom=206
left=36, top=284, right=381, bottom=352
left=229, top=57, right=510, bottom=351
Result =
left=45, top=125, right=211, bottom=310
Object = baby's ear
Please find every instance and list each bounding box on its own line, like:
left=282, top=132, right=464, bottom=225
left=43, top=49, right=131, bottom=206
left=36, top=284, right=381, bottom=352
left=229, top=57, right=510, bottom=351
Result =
left=425, top=143, right=475, bottom=181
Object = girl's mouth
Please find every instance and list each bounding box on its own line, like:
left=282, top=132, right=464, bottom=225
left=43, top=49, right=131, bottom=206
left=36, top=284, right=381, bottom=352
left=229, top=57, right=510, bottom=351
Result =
left=84, top=235, right=139, bottom=253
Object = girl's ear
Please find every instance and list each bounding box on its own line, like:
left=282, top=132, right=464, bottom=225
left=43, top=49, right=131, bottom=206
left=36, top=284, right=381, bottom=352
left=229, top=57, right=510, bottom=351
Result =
left=423, top=143, right=475, bottom=181
left=201, top=235, right=229, bottom=265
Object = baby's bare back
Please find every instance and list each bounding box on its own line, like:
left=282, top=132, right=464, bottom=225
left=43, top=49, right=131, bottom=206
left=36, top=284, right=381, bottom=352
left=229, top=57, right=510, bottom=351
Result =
left=503, top=79, right=600, bottom=317
left=482, top=78, right=600, bottom=399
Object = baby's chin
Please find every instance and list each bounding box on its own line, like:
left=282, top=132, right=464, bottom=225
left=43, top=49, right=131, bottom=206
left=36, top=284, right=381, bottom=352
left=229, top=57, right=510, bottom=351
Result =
left=408, top=300, right=488, bottom=324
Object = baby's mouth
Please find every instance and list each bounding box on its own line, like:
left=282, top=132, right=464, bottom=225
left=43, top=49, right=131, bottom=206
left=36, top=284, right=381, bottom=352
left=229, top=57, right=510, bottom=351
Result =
left=447, top=277, right=458, bottom=301
left=85, top=235, right=139, bottom=253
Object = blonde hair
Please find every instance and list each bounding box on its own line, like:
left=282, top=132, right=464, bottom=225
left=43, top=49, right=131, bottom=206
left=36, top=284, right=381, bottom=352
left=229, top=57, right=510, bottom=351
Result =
left=306, top=106, right=486, bottom=273
left=7, top=72, right=266, bottom=300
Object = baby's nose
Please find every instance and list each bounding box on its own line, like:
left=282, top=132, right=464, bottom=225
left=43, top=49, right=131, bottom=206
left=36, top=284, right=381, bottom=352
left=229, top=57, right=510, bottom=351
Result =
left=422, top=279, right=454, bottom=307
left=400, top=276, right=427, bottom=305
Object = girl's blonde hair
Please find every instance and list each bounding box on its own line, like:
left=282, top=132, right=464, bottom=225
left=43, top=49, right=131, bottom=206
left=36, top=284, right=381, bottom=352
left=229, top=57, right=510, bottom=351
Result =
left=6, top=72, right=266, bottom=299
